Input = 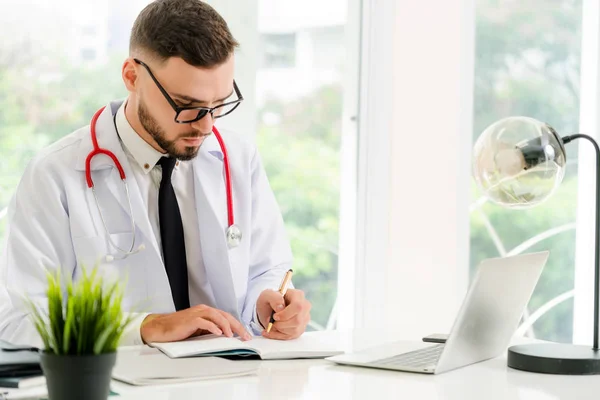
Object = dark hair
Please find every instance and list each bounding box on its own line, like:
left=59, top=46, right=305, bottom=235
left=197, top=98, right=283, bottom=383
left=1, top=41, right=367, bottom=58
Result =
left=130, top=0, right=239, bottom=67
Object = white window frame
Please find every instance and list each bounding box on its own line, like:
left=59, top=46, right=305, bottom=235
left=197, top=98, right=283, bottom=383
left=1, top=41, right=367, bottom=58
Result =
left=344, top=0, right=474, bottom=335
left=335, top=0, right=362, bottom=330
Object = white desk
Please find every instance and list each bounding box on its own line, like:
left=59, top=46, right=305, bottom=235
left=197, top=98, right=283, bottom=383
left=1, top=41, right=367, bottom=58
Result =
left=112, top=330, right=600, bottom=400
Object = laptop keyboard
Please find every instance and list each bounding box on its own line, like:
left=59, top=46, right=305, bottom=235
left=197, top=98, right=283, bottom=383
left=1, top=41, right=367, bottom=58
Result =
left=370, top=344, right=445, bottom=369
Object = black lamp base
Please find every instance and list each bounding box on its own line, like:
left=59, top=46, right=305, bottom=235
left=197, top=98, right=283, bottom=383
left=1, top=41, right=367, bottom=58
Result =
left=508, top=343, right=600, bottom=375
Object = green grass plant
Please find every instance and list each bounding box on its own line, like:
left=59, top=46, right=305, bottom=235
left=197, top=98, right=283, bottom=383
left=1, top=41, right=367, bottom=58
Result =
left=28, top=267, right=134, bottom=355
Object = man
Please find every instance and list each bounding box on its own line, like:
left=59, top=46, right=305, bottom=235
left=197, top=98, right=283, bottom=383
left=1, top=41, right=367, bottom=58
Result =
left=0, top=0, right=311, bottom=346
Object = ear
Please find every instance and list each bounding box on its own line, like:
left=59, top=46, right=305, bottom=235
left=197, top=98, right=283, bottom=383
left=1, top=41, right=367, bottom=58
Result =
left=122, top=58, right=139, bottom=93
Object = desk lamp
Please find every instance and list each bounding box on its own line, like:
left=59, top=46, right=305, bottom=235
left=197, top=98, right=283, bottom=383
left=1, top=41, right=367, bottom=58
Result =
left=472, top=116, right=600, bottom=374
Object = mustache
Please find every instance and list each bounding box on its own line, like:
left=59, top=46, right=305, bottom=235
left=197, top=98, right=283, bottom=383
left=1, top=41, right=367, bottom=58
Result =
left=179, top=131, right=212, bottom=139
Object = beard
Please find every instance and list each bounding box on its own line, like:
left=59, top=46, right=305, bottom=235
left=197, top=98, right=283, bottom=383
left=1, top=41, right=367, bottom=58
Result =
left=138, top=99, right=202, bottom=161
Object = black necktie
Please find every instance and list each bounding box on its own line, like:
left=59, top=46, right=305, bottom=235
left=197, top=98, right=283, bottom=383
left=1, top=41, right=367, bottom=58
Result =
left=158, top=157, right=190, bottom=310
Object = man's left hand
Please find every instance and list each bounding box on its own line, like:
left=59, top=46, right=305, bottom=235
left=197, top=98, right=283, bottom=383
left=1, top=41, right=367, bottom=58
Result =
left=256, top=289, right=311, bottom=340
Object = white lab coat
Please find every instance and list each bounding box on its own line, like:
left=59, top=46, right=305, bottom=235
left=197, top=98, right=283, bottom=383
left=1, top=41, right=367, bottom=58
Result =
left=0, top=101, right=293, bottom=346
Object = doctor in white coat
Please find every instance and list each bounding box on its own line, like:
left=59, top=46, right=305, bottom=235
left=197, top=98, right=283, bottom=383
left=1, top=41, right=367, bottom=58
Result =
left=0, top=0, right=311, bottom=347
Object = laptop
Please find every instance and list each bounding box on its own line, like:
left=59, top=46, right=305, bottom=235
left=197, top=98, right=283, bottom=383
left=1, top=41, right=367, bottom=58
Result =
left=328, top=251, right=549, bottom=374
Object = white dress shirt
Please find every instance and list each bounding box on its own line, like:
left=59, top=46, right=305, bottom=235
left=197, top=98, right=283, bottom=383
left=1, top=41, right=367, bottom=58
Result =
left=115, top=101, right=216, bottom=309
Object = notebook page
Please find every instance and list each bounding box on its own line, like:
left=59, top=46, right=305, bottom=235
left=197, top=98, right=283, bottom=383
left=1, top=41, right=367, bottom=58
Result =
left=151, top=331, right=345, bottom=360
left=151, top=335, right=255, bottom=358
left=243, top=331, right=345, bottom=360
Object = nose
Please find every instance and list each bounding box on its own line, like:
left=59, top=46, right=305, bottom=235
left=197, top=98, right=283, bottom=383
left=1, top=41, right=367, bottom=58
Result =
left=190, top=113, right=214, bottom=135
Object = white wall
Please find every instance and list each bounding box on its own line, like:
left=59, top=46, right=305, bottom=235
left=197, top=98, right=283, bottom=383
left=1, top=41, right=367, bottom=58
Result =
left=352, top=0, right=474, bottom=337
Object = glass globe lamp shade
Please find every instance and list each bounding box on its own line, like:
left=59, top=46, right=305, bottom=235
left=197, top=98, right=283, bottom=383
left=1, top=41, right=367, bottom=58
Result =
left=472, top=116, right=567, bottom=209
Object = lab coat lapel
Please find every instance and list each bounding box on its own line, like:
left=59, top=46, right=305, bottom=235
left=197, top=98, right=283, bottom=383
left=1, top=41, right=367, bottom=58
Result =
left=75, top=102, right=162, bottom=264
left=193, top=137, right=238, bottom=317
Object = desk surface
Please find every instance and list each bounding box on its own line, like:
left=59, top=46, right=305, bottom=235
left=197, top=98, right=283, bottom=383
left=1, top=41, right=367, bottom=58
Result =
left=111, top=330, right=600, bottom=400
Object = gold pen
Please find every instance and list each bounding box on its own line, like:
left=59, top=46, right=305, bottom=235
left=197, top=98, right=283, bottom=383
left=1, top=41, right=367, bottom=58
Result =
left=266, top=269, right=293, bottom=333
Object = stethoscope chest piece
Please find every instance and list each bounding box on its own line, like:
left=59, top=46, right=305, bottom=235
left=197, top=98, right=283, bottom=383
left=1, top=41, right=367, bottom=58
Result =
left=226, top=224, right=242, bottom=248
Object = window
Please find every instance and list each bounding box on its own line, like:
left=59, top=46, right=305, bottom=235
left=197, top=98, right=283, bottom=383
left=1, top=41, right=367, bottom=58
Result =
left=255, top=0, right=354, bottom=330
left=260, top=33, right=297, bottom=68
left=81, top=25, right=97, bottom=36
left=0, top=0, right=357, bottom=332
left=80, top=48, right=97, bottom=62
left=471, top=0, right=582, bottom=342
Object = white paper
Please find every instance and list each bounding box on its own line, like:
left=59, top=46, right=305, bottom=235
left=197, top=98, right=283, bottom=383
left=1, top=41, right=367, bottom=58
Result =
left=0, top=385, right=48, bottom=399
left=112, top=347, right=258, bottom=385
left=151, top=330, right=345, bottom=360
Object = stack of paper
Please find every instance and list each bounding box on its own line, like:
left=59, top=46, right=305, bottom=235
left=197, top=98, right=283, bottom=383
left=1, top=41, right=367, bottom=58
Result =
left=0, top=375, right=45, bottom=389
left=112, top=347, right=258, bottom=386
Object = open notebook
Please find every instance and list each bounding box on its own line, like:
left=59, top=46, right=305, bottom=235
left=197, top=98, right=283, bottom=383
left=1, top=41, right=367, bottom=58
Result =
left=151, top=331, right=344, bottom=360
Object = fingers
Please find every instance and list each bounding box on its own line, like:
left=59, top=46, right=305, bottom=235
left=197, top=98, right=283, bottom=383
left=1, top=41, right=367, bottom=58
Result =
left=190, top=305, right=250, bottom=341
left=194, top=318, right=223, bottom=336
left=269, top=310, right=310, bottom=339
left=219, top=310, right=252, bottom=341
left=263, top=289, right=286, bottom=313
left=270, top=312, right=309, bottom=331
left=262, top=323, right=304, bottom=340
left=200, top=308, right=234, bottom=337
left=141, top=306, right=250, bottom=344
left=261, top=290, right=311, bottom=341
left=262, top=328, right=289, bottom=340
left=273, top=290, right=309, bottom=322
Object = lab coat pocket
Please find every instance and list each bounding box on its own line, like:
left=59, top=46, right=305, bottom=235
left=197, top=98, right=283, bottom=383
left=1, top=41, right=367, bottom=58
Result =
left=71, top=232, right=146, bottom=310
left=72, top=232, right=135, bottom=267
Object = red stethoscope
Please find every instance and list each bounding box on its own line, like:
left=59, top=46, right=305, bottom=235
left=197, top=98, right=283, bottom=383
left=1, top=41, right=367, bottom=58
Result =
left=85, top=106, right=241, bottom=262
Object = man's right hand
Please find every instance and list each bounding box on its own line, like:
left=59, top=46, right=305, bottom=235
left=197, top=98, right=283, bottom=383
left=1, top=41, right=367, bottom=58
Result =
left=140, top=304, right=252, bottom=344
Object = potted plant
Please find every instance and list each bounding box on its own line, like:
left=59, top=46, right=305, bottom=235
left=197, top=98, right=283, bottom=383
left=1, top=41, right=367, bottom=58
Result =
left=28, top=268, right=134, bottom=400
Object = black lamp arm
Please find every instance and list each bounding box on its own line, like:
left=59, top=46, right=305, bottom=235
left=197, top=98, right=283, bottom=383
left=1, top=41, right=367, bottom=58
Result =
left=562, top=134, right=600, bottom=350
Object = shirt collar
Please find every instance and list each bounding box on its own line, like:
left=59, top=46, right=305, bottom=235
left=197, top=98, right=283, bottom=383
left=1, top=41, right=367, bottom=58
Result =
left=116, top=100, right=166, bottom=174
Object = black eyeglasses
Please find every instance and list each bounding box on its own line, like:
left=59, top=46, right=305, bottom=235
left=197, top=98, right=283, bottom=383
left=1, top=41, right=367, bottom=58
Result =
left=134, top=58, right=244, bottom=124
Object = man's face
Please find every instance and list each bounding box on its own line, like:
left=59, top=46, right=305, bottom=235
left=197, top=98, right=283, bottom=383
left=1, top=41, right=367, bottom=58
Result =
left=133, top=55, right=235, bottom=160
